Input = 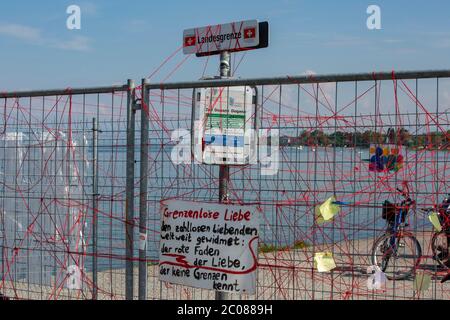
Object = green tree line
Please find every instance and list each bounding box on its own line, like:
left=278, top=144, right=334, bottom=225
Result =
left=280, top=128, right=450, bottom=149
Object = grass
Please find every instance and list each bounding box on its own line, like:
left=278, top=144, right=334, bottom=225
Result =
left=292, top=240, right=310, bottom=249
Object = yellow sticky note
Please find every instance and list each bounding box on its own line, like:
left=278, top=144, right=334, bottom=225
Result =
left=314, top=252, right=336, bottom=272
left=314, top=205, right=325, bottom=225
left=317, top=196, right=340, bottom=222
left=414, top=272, right=431, bottom=291
left=428, top=212, right=442, bottom=232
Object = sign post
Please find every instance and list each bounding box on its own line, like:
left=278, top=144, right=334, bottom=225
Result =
left=217, top=50, right=231, bottom=300
left=177, top=19, right=268, bottom=300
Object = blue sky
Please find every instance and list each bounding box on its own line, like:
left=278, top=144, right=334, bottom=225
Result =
left=1, top=0, right=450, bottom=91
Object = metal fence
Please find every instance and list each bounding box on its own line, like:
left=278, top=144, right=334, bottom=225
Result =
left=1, top=70, right=450, bottom=300
left=0, top=84, right=132, bottom=300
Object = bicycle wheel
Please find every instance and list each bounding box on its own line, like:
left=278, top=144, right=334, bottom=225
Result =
left=371, top=232, right=422, bottom=280
left=431, top=231, right=449, bottom=269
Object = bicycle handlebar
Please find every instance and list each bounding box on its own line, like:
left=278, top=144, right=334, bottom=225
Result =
left=397, top=187, right=410, bottom=198
left=396, top=186, right=415, bottom=206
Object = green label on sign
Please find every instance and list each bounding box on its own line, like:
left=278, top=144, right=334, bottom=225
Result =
left=207, top=113, right=245, bottom=129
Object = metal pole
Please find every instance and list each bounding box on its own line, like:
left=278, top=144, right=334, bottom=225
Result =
left=138, top=79, right=150, bottom=300
left=216, top=51, right=231, bottom=301
left=1, top=85, right=128, bottom=99
left=1, top=212, right=4, bottom=284
left=125, top=79, right=136, bottom=300
left=145, top=69, right=450, bottom=91
left=220, top=51, right=231, bottom=79
left=92, top=117, right=99, bottom=300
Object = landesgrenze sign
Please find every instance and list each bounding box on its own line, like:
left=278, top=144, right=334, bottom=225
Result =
left=183, top=20, right=268, bottom=57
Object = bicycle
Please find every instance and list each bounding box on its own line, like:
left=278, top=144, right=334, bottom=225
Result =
left=371, top=186, right=422, bottom=280
left=420, top=194, right=450, bottom=270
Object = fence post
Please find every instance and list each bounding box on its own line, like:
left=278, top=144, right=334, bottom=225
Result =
left=125, top=79, right=136, bottom=300
left=92, top=117, right=99, bottom=300
left=138, top=79, right=150, bottom=300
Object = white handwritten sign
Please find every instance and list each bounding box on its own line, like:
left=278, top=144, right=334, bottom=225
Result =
left=159, top=200, right=259, bottom=294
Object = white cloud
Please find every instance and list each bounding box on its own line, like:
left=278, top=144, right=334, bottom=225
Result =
left=53, top=36, right=91, bottom=52
left=0, top=23, right=92, bottom=52
left=0, top=23, right=43, bottom=43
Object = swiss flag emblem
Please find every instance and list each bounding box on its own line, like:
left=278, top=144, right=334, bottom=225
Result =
left=184, top=35, right=196, bottom=47
left=244, top=27, right=256, bottom=39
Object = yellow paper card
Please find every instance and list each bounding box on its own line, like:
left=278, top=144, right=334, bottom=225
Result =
left=428, top=212, right=442, bottom=232
left=317, top=196, right=340, bottom=221
left=314, top=252, right=336, bottom=272
left=414, top=272, right=431, bottom=291
left=314, top=205, right=325, bottom=225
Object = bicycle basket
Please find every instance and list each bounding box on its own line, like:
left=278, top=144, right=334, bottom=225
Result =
left=382, top=200, right=397, bottom=222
